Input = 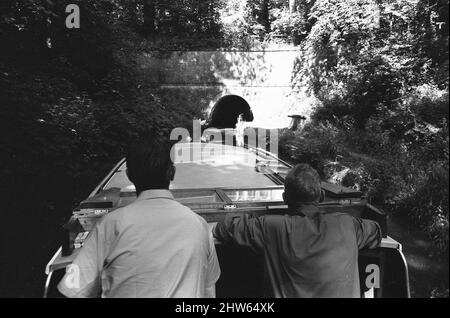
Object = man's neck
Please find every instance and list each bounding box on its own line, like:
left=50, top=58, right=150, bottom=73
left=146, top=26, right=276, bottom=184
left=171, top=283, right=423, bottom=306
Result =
left=288, top=203, right=321, bottom=217
left=136, top=187, right=170, bottom=196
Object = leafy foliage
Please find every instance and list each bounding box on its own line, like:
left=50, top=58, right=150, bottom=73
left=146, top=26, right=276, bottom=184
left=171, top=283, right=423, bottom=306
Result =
left=0, top=0, right=218, bottom=296
left=277, top=0, right=449, bottom=257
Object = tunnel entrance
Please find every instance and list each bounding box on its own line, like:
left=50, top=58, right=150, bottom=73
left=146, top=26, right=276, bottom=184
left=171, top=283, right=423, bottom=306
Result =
left=205, top=95, right=254, bottom=129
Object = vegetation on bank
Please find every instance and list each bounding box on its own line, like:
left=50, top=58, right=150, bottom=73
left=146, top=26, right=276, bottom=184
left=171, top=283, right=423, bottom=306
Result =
left=279, top=0, right=449, bottom=259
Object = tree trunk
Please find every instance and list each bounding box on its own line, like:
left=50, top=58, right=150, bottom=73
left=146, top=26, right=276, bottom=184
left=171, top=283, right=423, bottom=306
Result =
left=143, top=0, right=157, bottom=34
left=124, top=0, right=138, bottom=28
left=289, top=0, right=297, bottom=14
left=261, top=0, right=270, bottom=33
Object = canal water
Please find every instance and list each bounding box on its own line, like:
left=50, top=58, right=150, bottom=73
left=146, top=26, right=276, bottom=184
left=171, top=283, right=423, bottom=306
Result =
left=388, top=214, right=449, bottom=297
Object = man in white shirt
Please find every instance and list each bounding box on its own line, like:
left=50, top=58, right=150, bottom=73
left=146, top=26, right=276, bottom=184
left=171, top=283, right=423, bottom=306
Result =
left=58, top=138, right=220, bottom=298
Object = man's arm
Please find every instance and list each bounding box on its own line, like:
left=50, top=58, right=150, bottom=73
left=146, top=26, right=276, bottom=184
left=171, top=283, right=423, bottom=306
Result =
left=57, top=224, right=106, bottom=298
left=353, top=217, right=382, bottom=250
left=205, top=285, right=216, bottom=298
left=205, top=225, right=220, bottom=298
left=213, top=213, right=266, bottom=252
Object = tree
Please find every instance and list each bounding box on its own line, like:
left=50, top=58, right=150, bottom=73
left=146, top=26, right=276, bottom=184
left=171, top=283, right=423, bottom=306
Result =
left=289, top=0, right=297, bottom=13
left=143, top=0, right=157, bottom=34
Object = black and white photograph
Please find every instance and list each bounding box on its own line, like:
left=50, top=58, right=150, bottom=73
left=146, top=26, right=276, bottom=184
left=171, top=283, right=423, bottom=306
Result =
left=0, top=0, right=448, bottom=302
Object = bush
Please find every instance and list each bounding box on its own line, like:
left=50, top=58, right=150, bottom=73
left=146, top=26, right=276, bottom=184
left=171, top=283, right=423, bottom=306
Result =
left=404, top=85, right=449, bottom=127
left=400, top=161, right=449, bottom=256
left=270, top=9, right=308, bottom=45
left=287, top=87, right=449, bottom=255
left=309, top=55, right=403, bottom=129
left=338, top=124, right=449, bottom=255
left=279, top=122, right=344, bottom=176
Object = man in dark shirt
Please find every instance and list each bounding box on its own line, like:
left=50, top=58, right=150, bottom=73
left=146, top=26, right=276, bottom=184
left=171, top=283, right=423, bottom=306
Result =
left=213, top=164, right=381, bottom=298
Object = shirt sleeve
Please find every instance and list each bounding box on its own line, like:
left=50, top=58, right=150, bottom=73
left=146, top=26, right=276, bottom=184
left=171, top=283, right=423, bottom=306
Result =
left=353, top=217, right=382, bottom=250
left=57, top=222, right=108, bottom=298
left=205, top=228, right=221, bottom=289
left=213, top=213, right=265, bottom=252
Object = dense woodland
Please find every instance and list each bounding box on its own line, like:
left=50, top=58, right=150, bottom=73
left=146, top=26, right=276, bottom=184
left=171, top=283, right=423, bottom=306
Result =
left=0, top=0, right=448, bottom=297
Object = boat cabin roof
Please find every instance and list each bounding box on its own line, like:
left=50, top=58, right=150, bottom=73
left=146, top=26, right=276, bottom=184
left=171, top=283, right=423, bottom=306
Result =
left=104, top=142, right=290, bottom=192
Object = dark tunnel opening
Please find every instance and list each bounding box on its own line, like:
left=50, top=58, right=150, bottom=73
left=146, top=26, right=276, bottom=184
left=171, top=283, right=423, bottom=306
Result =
left=205, top=95, right=254, bottom=129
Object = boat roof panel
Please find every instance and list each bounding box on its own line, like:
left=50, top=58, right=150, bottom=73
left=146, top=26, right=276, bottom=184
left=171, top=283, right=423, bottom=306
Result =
left=103, top=143, right=289, bottom=192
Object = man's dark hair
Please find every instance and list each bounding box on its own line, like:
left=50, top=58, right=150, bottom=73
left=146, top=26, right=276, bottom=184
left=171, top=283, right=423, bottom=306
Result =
left=284, top=164, right=322, bottom=206
left=126, top=138, right=174, bottom=193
